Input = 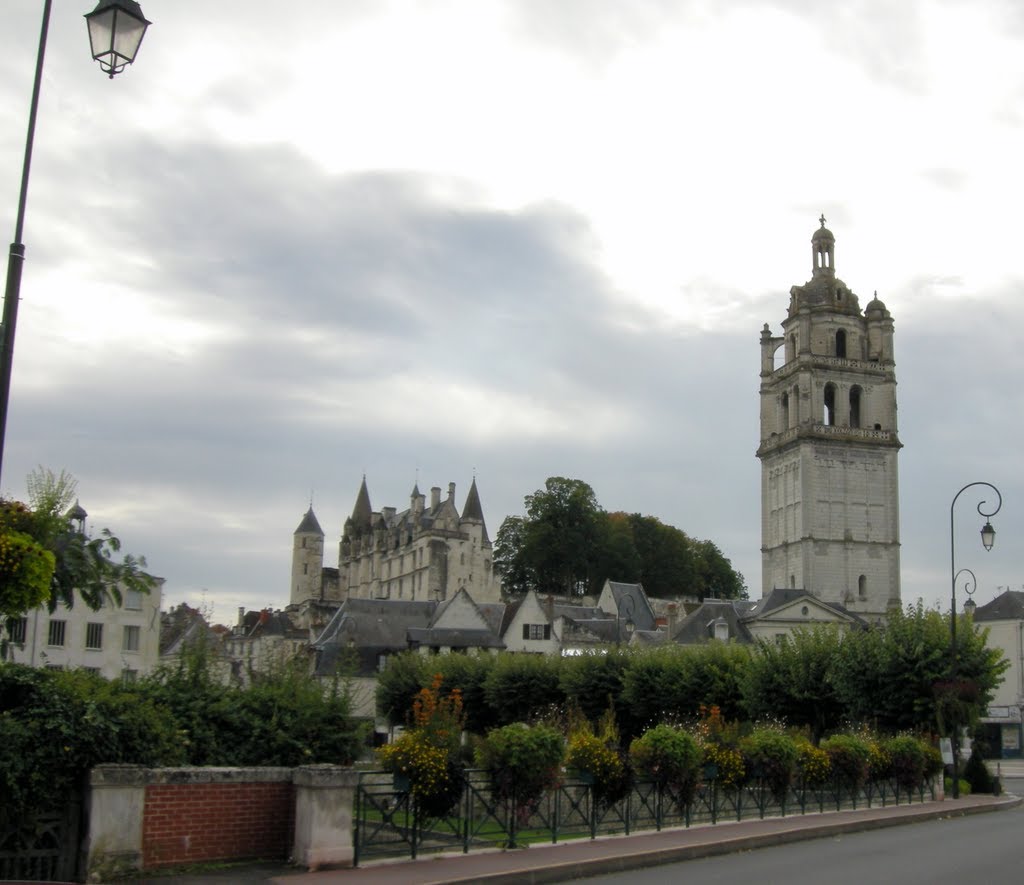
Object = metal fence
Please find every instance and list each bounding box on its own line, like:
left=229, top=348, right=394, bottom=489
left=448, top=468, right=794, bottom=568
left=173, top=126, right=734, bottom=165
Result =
left=353, top=769, right=936, bottom=866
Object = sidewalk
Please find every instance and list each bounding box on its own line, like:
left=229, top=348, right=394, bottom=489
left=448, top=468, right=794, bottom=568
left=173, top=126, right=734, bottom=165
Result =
left=127, top=791, right=1021, bottom=885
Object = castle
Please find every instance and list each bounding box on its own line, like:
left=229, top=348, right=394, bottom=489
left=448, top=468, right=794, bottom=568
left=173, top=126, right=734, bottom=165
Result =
left=290, top=477, right=500, bottom=608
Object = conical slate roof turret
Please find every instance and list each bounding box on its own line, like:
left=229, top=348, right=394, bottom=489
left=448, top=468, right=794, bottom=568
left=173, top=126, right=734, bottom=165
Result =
left=294, top=506, right=323, bottom=536
left=351, top=476, right=373, bottom=533
left=460, top=477, right=489, bottom=544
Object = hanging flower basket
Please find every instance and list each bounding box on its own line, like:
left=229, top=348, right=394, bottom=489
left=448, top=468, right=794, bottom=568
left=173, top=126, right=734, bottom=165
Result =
left=0, top=530, right=55, bottom=615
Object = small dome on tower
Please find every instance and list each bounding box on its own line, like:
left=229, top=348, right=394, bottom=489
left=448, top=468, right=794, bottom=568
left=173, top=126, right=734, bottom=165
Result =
left=865, top=291, right=889, bottom=316
left=812, top=214, right=834, bottom=242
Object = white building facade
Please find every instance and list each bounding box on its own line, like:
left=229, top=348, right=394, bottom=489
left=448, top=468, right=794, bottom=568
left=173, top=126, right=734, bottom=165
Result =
left=4, top=580, right=163, bottom=681
left=758, top=219, right=901, bottom=618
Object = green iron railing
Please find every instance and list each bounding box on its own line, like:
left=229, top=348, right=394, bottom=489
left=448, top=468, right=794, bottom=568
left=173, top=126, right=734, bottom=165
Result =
left=354, top=768, right=937, bottom=866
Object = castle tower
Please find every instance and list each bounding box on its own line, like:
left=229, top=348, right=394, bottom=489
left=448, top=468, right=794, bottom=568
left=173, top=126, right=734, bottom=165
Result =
left=757, top=218, right=901, bottom=617
left=291, top=506, right=325, bottom=605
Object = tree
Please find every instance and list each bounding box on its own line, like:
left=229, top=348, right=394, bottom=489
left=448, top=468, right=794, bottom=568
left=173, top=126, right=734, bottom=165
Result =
left=627, top=514, right=695, bottom=598
left=0, top=468, right=155, bottom=619
left=495, top=477, right=607, bottom=596
left=495, top=478, right=746, bottom=599
left=691, top=539, right=748, bottom=600
left=831, top=603, right=1008, bottom=735
left=741, top=626, right=845, bottom=742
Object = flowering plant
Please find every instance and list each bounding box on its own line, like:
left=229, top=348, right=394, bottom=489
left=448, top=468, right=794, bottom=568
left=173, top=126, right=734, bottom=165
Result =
left=795, top=738, right=832, bottom=787
left=377, top=674, right=466, bottom=817
left=565, top=729, right=628, bottom=807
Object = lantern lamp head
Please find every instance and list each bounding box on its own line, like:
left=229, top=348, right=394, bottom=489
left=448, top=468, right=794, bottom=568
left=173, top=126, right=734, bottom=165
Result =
left=85, top=1, right=150, bottom=78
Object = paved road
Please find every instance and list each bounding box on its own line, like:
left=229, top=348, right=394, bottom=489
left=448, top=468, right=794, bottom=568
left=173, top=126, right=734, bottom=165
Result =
left=584, top=778, right=1024, bottom=884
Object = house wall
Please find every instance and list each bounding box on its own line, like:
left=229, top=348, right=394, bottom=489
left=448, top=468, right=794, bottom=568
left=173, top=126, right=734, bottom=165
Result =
left=977, top=618, right=1024, bottom=757
left=5, top=580, right=163, bottom=680
left=503, top=592, right=558, bottom=654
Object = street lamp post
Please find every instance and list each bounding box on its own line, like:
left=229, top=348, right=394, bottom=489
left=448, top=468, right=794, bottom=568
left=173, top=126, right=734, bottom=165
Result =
left=0, top=1, right=150, bottom=485
left=948, top=481, right=1001, bottom=799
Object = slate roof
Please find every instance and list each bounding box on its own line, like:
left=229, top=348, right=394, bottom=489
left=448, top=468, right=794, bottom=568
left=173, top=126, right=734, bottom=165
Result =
left=672, top=599, right=755, bottom=645
left=973, top=590, right=1024, bottom=622
left=294, top=506, right=323, bottom=536
left=407, top=627, right=505, bottom=650
left=606, top=581, right=658, bottom=632
left=747, top=588, right=863, bottom=625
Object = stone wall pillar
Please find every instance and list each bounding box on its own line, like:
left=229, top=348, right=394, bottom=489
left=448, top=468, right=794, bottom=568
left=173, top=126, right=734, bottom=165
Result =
left=292, top=765, right=360, bottom=870
left=84, top=764, right=147, bottom=882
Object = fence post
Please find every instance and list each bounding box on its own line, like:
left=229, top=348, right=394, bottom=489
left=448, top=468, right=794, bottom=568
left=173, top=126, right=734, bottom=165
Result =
left=292, top=765, right=360, bottom=871
left=84, top=764, right=146, bottom=881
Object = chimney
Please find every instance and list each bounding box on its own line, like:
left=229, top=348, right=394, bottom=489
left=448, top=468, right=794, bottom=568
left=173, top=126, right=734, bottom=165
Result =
left=448, top=482, right=456, bottom=500
left=431, top=487, right=441, bottom=509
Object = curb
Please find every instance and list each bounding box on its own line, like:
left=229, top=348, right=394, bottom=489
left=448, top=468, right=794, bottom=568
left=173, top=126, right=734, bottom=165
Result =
left=412, top=796, right=1022, bottom=885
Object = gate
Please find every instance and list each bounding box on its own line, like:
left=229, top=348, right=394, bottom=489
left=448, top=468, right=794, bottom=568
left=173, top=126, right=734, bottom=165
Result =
left=0, top=795, right=83, bottom=882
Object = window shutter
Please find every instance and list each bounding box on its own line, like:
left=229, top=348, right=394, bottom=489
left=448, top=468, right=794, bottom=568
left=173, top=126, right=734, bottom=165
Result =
left=544, top=624, right=551, bottom=640
left=522, top=624, right=529, bottom=640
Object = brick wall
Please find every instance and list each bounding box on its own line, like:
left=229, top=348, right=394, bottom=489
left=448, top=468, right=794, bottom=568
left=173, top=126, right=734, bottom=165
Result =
left=140, top=769, right=294, bottom=869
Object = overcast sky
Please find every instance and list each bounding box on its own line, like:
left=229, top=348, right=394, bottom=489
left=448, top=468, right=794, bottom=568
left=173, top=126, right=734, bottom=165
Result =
left=2, top=0, right=1023, bottom=622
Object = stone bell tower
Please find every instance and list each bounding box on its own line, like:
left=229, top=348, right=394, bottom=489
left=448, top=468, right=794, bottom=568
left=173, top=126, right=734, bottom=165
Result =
left=757, top=217, right=901, bottom=617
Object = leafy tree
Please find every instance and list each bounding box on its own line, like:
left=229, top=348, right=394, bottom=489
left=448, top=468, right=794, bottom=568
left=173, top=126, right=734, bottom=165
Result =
left=376, top=651, right=432, bottom=728
left=831, top=603, right=1007, bottom=735
left=482, top=651, right=565, bottom=726
left=523, top=477, right=606, bottom=595
left=495, top=477, right=746, bottom=599
left=430, top=651, right=498, bottom=735
left=558, top=647, right=632, bottom=727
left=691, top=539, right=748, bottom=600
left=627, top=514, right=695, bottom=598
left=0, top=467, right=155, bottom=619
left=0, top=664, right=183, bottom=827
left=741, top=626, right=845, bottom=742
left=493, top=516, right=533, bottom=596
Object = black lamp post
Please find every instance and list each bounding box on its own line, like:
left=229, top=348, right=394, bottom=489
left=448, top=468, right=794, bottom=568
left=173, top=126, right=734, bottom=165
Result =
left=0, top=1, right=150, bottom=485
left=948, top=481, right=1001, bottom=799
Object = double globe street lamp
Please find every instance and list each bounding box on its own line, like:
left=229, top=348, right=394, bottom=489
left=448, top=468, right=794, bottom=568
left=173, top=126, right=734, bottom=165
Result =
left=0, top=1, right=150, bottom=484
left=948, top=481, right=1001, bottom=799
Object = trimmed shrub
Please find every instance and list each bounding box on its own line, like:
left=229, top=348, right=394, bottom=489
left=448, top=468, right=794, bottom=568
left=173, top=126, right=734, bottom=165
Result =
left=740, top=728, right=798, bottom=799
left=963, top=746, right=994, bottom=795
left=883, top=735, right=929, bottom=791
left=821, top=733, right=871, bottom=788
left=630, top=724, right=702, bottom=805
left=476, top=722, right=564, bottom=816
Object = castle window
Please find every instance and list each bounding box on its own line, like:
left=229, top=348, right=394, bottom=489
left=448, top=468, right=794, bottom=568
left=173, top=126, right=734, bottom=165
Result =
left=836, top=329, right=847, bottom=358
left=781, top=392, right=790, bottom=429
left=858, top=575, right=867, bottom=599
left=523, top=623, right=551, bottom=641
left=849, top=386, right=862, bottom=428
left=303, top=563, right=308, bottom=575
left=823, top=383, right=836, bottom=426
